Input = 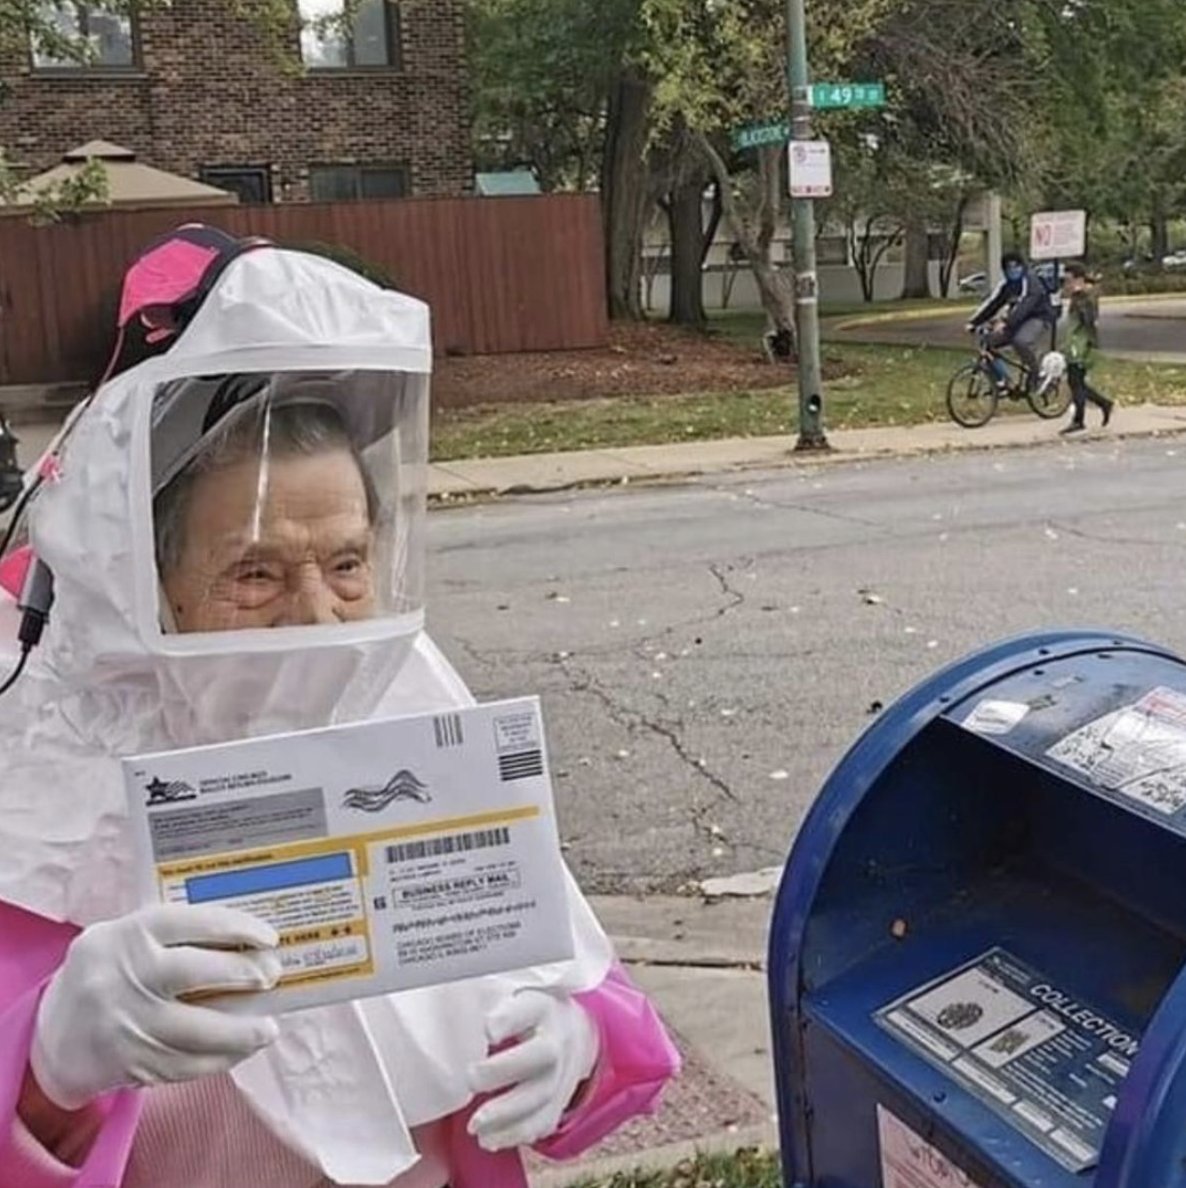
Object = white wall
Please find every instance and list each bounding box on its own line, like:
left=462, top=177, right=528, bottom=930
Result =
left=642, top=261, right=954, bottom=315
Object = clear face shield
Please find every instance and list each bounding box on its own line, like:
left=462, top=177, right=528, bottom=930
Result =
left=149, top=370, right=427, bottom=642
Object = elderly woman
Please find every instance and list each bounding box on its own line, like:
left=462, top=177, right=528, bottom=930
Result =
left=0, top=246, right=677, bottom=1187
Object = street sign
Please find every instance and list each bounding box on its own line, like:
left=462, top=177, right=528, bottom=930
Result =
left=1030, top=209, right=1087, bottom=261
left=732, top=121, right=790, bottom=151
left=811, top=82, right=886, bottom=109
left=789, top=140, right=833, bottom=198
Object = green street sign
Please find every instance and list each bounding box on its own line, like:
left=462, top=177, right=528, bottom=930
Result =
left=811, top=82, right=886, bottom=109
left=731, top=121, right=790, bottom=151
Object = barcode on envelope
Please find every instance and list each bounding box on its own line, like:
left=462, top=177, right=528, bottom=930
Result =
left=434, top=713, right=464, bottom=749
left=499, top=750, right=544, bottom=781
left=385, top=826, right=511, bottom=864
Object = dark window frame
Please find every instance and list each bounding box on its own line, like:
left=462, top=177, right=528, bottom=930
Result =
left=308, top=162, right=411, bottom=203
left=199, top=165, right=275, bottom=205
left=300, top=0, right=402, bottom=71
left=29, top=2, right=141, bottom=73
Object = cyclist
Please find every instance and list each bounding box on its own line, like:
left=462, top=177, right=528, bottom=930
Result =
left=965, top=252, right=1056, bottom=392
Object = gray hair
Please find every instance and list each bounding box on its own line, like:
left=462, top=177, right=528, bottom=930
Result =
left=154, top=399, right=377, bottom=579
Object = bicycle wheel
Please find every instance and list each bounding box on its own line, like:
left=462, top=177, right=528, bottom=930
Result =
left=947, top=362, right=999, bottom=428
left=1027, top=376, right=1072, bottom=420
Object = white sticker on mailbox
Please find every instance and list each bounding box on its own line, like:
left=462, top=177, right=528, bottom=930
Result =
left=963, top=699, right=1029, bottom=737
left=877, top=1107, right=983, bottom=1188
left=1047, top=686, right=1186, bottom=818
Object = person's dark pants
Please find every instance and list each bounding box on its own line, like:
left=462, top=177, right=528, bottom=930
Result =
left=987, top=317, right=1048, bottom=390
left=1067, top=363, right=1111, bottom=426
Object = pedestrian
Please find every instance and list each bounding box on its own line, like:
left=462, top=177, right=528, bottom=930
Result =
left=1060, top=262, right=1114, bottom=435
left=966, top=251, right=1057, bottom=392
left=0, top=245, right=678, bottom=1187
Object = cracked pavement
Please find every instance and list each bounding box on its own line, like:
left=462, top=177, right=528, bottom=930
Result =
left=426, top=434, right=1186, bottom=895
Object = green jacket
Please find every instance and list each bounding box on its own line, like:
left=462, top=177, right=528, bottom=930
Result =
left=1062, top=288, right=1100, bottom=369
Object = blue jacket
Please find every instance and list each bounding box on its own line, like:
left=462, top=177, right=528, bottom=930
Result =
left=970, top=269, right=1056, bottom=334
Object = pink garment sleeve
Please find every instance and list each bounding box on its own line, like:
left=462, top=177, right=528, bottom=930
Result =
left=0, top=902, right=142, bottom=1186
left=533, top=962, right=681, bottom=1162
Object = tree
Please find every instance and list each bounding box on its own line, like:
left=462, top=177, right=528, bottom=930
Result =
left=652, top=117, right=719, bottom=327
left=468, top=0, right=618, bottom=190
left=641, top=0, right=909, bottom=345
left=468, top=0, right=653, bottom=319
left=826, top=138, right=905, bottom=303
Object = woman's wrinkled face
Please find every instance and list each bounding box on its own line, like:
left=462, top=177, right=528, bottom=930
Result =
left=162, top=450, right=377, bottom=633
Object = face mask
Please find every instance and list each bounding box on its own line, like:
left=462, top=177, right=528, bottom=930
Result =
left=1005, top=264, right=1025, bottom=283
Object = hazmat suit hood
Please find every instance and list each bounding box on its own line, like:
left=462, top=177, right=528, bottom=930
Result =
left=0, top=247, right=612, bottom=1184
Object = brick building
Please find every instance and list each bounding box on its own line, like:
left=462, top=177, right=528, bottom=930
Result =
left=0, top=0, right=471, bottom=203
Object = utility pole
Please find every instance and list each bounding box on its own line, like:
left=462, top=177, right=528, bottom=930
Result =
left=787, top=0, right=829, bottom=450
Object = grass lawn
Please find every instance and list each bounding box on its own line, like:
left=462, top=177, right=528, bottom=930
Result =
left=430, top=312, right=1186, bottom=462
left=571, top=1148, right=782, bottom=1188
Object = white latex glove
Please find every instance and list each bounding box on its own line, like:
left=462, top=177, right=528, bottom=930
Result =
left=32, top=904, right=282, bottom=1110
left=466, top=990, right=599, bottom=1152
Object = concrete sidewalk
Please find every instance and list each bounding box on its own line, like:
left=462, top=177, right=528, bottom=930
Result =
left=528, top=891, right=779, bottom=1187
left=432, top=402, right=1186, bottom=501
left=12, top=402, right=1186, bottom=505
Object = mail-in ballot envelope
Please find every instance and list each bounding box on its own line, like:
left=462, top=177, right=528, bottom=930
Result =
left=121, top=697, right=574, bottom=1014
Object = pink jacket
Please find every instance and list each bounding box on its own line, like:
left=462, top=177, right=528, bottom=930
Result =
left=0, top=900, right=679, bottom=1187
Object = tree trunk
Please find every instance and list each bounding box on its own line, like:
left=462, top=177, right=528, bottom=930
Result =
left=901, top=215, right=930, bottom=299
left=701, top=181, right=722, bottom=270
left=667, top=171, right=708, bottom=327
left=753, top=261, right=796, bottom=357
left=1151, top=195, right=1170, bottom=263
left=938, top=196, right=970, bottom=297
left=690, top=130, right=797, bottom=357
left=602, top=65, right=652, bottom=321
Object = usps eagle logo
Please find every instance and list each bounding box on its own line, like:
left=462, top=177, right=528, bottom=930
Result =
left=145, top=777, right=197, bottom=806
left=343, top=770, right=432, bottom=812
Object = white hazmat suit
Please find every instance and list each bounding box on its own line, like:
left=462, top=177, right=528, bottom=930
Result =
left=0, top=248, right=624, bottom=1185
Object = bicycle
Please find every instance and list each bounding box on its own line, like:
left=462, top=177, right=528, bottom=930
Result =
left=946, top=326, right=1071, bottom=429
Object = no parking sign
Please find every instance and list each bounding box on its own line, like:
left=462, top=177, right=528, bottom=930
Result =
left=1030, top=210, right=1086, bottom=261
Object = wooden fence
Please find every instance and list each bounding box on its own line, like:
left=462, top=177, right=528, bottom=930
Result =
left=0, top=194, right=608, bottom=386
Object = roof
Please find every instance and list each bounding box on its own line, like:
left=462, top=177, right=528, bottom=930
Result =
left=4, top=141, right=238, bottom=212
left=475, top=169, right=541, bottom=197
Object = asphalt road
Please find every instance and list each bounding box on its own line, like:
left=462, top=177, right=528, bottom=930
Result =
left=830, top=297, right=1186, bottom=361
left=427, top=436, right=1186, bottom=894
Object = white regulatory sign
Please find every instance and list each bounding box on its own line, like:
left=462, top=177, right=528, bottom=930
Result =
left=1030, top=210, right=1086, bottom=261
left=789, top=139, right=833, bottom=198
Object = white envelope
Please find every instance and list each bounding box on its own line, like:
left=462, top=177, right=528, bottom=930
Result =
left=121, top=696, right=574, bottom=1014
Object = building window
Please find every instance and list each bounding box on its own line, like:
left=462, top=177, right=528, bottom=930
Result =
left=200, top=166, right=274, bottom=205
left=300, top=0, right=400, bottom=69
left=309, top=164, right=409, bottom=202
left=32, top=2, right=135, bottom=69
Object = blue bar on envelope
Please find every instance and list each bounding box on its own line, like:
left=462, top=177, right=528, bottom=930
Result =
left=185, top=852, right=353, bottom=904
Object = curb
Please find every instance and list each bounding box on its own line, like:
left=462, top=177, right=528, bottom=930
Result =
left=428, top=417, right=1186, bottom=505
left=528, top=1121, right=780, bottom=1188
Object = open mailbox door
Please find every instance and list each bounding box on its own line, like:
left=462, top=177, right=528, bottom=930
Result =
left=770, top=631, right=1186, bottom=1188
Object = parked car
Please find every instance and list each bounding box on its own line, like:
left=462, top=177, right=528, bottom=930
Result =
left=957, top=272, right=989, bottom=295
left=1162, top=249, right=1186, bottom=270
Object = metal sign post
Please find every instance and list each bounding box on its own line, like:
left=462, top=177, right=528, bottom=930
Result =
left=787, top=0, right=828, bottom=451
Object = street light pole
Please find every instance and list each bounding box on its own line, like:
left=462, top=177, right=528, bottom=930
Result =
left=787, top=0, right=829, bottom=450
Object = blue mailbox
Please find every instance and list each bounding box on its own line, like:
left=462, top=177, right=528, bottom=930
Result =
left=770, top=631, right=1186, bottom=1187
